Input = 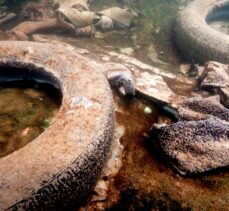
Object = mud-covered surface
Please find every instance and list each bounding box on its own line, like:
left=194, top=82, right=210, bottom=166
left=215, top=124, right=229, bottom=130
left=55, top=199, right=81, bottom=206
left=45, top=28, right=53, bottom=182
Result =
left=101, top=95, right=229, bottom=210
left=0, top=80, right=60, bottom=158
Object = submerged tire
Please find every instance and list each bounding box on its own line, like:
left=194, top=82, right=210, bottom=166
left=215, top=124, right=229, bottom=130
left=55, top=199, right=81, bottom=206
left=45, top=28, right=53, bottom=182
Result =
left=0, top=41, right=114, bottom=210
left=176, top=0, right=229, bottom=64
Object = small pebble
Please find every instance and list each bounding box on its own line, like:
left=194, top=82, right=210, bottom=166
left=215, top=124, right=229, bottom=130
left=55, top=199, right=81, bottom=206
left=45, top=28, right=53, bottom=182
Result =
left=144, top=106, right=152, bottom=114
left=120, top=47, right=134, bottom=55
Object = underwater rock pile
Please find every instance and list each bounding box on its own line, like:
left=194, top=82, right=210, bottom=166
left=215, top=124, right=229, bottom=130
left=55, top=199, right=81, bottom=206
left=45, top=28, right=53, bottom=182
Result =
left=151, top=62, right=229, bottom=175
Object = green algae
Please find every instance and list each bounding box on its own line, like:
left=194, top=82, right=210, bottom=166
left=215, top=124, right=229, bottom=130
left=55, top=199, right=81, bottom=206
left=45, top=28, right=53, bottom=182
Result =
left=0, top=81, right=60, bottom=159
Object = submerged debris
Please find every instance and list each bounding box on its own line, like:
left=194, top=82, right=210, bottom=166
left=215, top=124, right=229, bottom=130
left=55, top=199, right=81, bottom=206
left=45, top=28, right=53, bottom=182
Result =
left=152, top=117, right=229, bottom=175
left=98, top=7, right=137, bottom=28
left=151, top=61, right=229, bottom=175
left=2, top=0, right=137, bottom=40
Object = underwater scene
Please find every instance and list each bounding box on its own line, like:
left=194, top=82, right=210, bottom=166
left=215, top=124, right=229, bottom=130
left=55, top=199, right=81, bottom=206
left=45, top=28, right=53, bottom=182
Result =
left=0, top=0, right=228, bottom=210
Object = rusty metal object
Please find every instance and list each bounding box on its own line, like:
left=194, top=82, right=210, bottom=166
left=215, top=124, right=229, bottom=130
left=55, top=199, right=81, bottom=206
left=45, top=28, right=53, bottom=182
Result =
left=0, top=41, right=114, bottom=209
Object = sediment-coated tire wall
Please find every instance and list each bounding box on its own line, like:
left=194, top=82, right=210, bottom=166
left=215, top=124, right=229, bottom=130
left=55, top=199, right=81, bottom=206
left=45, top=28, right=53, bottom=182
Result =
left=0, top=41, right=114, bottom=210
left=176, top=0, right=229, bottom=64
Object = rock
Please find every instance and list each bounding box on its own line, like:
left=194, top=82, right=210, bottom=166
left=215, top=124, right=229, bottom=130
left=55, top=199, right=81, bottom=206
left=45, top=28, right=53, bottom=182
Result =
left=80, top=125, right=125, bottom=207
left=101, top=125, right=125, bottom=178
left=75, top=25, right=95, bottom=37
left=96, top=15, right=114, bottom=31
left=57, top=7, right=99, bottom=28
left=150, top=61, right=229, bottom=175
left=198, top=61, right=229, bottom=108
left=179, top=63, right=191, bottom=75
left=92, top=180, right=108, bottom=202
left=151, top=117, right=229, bottom=175
left=147, top=44, right=168, bottom=65
left=178, top=95, right=229, bottom=121
left=144, top=106, right=152, bottom=114
left=99, top=7, right=137, bottom=28
left=135, top=71, right=175, bottom=104
left=119, top=47, right=134, bottom=55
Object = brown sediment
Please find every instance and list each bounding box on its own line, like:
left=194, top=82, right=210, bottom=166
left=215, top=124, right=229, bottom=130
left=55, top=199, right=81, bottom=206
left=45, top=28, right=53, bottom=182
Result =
left=101, top=96, right=229, bottom=210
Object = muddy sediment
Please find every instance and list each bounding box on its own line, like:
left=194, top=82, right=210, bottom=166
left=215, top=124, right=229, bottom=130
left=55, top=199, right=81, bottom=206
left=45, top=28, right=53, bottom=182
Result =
left=103, top=96, right=229, bottom=210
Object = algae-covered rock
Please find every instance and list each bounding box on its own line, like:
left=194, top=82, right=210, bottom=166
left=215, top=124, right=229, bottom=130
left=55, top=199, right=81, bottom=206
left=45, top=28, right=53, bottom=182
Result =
left=151, top=61, right=229, bottom=175
left=151, top=117, right=229, bottom=175
left=178, top=96, right=229, bottom=121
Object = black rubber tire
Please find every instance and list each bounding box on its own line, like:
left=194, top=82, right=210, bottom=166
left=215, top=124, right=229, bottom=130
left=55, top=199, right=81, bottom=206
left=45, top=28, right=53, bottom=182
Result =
left=176, top=0, right=229, bottom=64
left=0, top=41, right=114, bottom=210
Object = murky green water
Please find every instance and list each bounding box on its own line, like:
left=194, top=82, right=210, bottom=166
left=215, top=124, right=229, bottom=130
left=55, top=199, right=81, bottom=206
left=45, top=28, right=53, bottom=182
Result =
left=0, top=81, right=60, bottom=158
